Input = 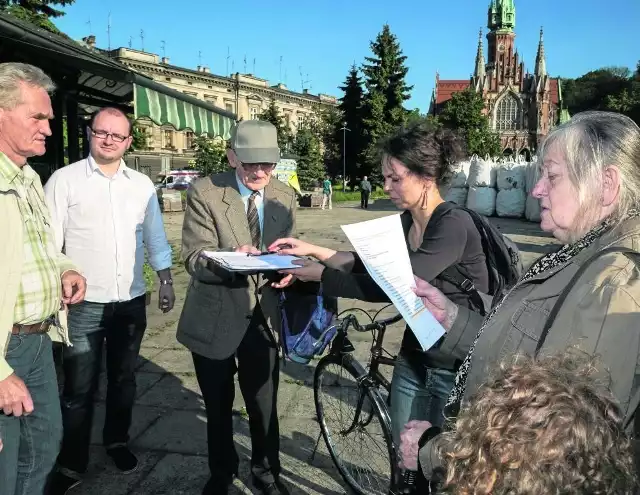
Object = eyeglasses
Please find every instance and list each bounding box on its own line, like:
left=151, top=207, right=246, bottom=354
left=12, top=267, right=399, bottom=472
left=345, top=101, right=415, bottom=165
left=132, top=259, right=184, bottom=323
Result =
left=90, top=128, right=130, bottom=143
left=241, top=163, right=276, bottom=172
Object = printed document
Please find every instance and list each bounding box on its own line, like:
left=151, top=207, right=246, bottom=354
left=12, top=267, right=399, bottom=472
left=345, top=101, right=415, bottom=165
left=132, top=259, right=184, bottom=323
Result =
left=201, top=251, right=302, bottom=271
left=342, top=214, right=445, bottom=351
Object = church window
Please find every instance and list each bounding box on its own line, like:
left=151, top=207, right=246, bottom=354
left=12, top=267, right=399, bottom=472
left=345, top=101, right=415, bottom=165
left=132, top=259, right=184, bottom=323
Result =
left=496, top=93, right=521, bottom=131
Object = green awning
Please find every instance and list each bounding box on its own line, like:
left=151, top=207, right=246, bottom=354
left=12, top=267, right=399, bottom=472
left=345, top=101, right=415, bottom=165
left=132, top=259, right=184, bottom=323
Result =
left=134, top=82, right=235, bottom=139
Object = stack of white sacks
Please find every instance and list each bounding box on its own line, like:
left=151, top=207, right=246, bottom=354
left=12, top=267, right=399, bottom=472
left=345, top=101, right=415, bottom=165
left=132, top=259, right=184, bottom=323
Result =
left=495, top=156, right=527, bottom=218
left=466, top=155, right=497, bottom=216
left=444, top=158, right=471, bottom=206
left=442, top=155, right=541, bottom=223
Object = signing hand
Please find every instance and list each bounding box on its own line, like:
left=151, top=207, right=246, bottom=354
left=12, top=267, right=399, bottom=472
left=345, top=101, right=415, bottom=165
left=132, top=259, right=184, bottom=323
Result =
left=61, top=270, right=86, bottom=305
left=268, top=238, right=318, bottom=257
left=0, top=373, right=34, bottom=416
left=413, top=276, right=459, bottom=331
left=279, top=259, right=325, bottom=282
left=399, top=420, right=432, bottom=471
left=235, top=245, right=261, bottom=255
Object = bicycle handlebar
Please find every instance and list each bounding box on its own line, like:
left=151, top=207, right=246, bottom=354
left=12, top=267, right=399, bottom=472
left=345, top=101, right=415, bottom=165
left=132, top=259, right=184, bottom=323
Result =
left=341, top=312, right=404, bottom=332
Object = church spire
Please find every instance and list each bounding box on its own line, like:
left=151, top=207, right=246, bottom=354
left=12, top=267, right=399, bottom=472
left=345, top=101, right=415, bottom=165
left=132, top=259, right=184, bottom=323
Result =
left=488, top=0, right=516, bottom=32
left=535, top=27, right=546, bottom=77
left=474, top=28, right=486, bottom=80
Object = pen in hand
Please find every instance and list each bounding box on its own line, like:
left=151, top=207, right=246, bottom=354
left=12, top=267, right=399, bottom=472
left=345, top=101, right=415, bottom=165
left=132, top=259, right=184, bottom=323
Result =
left=246, top=244, right=293, bottom=257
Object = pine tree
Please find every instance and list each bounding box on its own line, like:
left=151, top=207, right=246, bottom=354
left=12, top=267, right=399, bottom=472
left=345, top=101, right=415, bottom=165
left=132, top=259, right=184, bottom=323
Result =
left=1, top=0, right=74, bottom=33
left=258, top=99, right=292, bottom=152
left=360, top=24, right=413, bottom=183
left=335, top=64, right=366, bottom=187
left=292, top=125, right=325, bottom=190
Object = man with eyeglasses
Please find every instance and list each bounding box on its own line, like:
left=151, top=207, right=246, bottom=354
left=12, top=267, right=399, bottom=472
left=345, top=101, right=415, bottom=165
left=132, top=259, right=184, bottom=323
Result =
left=177, top=120, right=296, bottom=495
left=44, top=107, right=175, bottom=494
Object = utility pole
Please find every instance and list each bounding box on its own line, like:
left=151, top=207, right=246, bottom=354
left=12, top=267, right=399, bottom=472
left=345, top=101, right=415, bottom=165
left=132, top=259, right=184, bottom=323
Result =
left=340, top=122, right=351, bottom=191
left=128, top=36, right=132, bottom=48
left=161, top=40, right=166, bottom=58
left=253, top=58, right=256, bottom=75
left=140, top=29, right=145, bottom=51
left=198, top=50, right=202, bottom=66
left=226, top=47, right=230, bottom=76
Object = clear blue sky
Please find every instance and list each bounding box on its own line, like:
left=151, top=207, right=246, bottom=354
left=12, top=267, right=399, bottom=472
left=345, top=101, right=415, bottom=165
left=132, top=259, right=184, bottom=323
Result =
left=56, top=0, right=639, bottom=112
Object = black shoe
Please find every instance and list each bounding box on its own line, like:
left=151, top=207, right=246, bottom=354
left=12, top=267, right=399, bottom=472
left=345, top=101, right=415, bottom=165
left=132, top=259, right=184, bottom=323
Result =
left=48, top=471, right=82, bottom=495
left=106, top=446, right=139, bottom=474
left=252, top=476, right=290, bottom=495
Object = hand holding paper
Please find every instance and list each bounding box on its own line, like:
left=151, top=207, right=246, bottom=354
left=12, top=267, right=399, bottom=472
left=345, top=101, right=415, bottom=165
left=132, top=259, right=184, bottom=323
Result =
left=341, top=214, right=446, bottom=351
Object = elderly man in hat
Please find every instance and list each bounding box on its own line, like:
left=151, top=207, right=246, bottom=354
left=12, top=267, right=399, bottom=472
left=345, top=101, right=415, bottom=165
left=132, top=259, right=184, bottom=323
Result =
left=177, top=120, right=297, bottom=495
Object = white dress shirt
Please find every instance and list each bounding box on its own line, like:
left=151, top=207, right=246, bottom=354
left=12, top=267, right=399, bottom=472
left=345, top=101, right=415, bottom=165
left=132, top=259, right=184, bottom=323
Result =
left=236, top=173, right=265, bottom=246
left=44, top=157, right=172, bottom=303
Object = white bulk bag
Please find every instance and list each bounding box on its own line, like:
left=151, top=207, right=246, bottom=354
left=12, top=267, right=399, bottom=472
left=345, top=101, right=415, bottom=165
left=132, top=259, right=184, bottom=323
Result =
left=444, top=187, right=468, bottom=206
left=525, top=195, right=542, bottom=222
left=466, top=187, right=496, bottom=217
left=450, top=160, right=471, bottom=188
left=496, top=165, right=526, bottom=190
left=496, top=188, right=526, bottom=218
left=525, top=161, right=541, bottom=193
left=468, top=156, right=496, bottom=188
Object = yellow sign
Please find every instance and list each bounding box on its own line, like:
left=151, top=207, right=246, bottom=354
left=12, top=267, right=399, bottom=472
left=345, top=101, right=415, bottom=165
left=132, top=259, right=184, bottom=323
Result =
left=287, top=173, right=301, bottom=194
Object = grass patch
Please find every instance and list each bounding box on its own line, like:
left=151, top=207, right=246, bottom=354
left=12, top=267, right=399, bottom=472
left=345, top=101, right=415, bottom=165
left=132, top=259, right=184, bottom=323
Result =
left=333, top=188, right=387, bottom=203
left=143, top=262, right=155, bottom=293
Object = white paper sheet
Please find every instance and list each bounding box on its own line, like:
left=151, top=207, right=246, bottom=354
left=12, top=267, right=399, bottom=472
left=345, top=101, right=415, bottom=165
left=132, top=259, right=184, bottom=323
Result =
left=201, top=251, right=302, bottom=271
left=341, top=214, right=445, bottom=351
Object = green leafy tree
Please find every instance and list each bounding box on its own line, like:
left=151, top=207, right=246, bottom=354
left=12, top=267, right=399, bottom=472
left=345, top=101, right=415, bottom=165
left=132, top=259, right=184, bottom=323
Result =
left=360, top=24, right=413, bottom=183
left=440, top=88, right=501, bottom=156
left=130, top=124, right=148, bottom=151
left=292, top=125, right=325, bottom=190
left=192, top=135, right=229, bottom=176
left=258, top=99, right=292, bottom=152
left=308, top=106, right=342, bottom=179
left=1, top=0, right=74, bottom=33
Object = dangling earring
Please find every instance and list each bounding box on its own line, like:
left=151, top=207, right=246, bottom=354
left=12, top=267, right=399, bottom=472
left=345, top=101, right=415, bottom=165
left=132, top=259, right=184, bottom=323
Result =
left=421, top=188, right=428, bottom=210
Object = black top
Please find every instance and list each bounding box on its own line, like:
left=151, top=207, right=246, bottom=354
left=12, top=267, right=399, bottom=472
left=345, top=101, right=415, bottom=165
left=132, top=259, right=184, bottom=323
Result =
left=321, top=202, right=489, bottom=370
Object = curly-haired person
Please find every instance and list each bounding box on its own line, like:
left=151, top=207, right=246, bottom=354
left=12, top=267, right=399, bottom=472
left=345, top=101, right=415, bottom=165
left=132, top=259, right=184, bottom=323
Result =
left=439, top=351, right=637, bottom=494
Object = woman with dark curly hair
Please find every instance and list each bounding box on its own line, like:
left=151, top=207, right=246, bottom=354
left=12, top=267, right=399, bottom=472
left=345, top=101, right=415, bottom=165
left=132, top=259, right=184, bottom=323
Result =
left=397, top=111, right=640, bottom=486
left=270, top=123, right=490, bottom=443
left=441, top=351, right=636, bottom=494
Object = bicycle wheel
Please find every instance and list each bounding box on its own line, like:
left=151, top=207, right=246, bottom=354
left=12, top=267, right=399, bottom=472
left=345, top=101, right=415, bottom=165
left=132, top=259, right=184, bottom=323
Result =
left=314, top=353, right=397, bottom=495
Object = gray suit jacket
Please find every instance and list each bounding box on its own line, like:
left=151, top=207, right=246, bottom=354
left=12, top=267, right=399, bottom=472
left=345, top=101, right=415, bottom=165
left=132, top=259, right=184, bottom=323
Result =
left=176, top=170, right=297, bottom=360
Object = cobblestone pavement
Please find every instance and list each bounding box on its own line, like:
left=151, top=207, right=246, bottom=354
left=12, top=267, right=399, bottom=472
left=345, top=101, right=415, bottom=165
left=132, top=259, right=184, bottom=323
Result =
left=68, top=201, right=558, bottom=494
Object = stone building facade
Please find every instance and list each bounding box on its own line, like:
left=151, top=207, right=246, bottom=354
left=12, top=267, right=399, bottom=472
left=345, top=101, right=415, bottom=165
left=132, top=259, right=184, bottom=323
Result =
left=81, top=38, right=338, bottom=158
left=430, top=0, right=569, bottom=156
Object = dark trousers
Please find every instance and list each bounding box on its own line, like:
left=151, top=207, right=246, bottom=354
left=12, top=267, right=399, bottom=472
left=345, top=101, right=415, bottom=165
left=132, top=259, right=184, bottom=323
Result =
left=192, top=309, right=280, bottom=493
left=361, top=190, right=370, bottom=209
left=0, top=334, right=61, bottom=495
left=56, top=296, right=147, bottom=475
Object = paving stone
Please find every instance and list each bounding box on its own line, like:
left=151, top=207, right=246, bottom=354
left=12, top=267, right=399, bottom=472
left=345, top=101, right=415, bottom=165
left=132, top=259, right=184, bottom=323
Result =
left=139, top=348, right=195, bottom=374
left=90, top=404, right=164, bottom=446
left=136, top=372, right=204, bottom=411
left=96, top=370, right=166, bottom=402
left=132, top=409, right=209, bottom=455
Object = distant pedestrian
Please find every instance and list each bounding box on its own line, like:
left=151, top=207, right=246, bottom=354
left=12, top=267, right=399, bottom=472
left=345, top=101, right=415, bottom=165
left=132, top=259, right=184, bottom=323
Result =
left=360, top=175, right=372, bottom=209
left=321, top=176, right=332, bottom=210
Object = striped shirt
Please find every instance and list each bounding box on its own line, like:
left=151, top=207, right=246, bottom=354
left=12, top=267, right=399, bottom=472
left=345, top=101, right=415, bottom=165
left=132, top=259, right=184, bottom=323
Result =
left=0, top=153, right=73, bottom=324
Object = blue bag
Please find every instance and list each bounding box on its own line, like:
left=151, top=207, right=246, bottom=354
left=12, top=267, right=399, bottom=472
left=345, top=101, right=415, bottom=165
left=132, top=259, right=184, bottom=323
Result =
left=279, top=285, right=338, bottom=364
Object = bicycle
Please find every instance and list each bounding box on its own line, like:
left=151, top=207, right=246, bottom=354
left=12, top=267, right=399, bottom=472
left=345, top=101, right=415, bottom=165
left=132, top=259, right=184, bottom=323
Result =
left=313, top=306, right=408, bottom=495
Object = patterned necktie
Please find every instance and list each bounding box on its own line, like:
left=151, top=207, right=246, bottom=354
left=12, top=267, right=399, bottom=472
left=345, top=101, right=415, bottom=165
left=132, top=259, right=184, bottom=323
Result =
left=247, top=191, right=261, bottom=248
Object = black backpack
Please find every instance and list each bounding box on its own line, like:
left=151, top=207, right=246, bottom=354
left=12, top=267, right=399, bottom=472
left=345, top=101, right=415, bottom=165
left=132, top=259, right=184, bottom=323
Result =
left=435, top=202, right=523, bottom=315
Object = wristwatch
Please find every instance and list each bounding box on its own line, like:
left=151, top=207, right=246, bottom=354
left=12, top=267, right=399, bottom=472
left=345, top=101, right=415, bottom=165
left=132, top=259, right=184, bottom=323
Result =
left=160, top=279, right=173, bottom=286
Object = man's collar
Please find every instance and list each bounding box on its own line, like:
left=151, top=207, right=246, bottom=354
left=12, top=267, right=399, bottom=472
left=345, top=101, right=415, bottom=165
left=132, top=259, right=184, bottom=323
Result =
left=235, top=171, right=264, bottom=198
left=87, top=155, right=130, bottom=178
left=0, top=152, right=36, bottom=189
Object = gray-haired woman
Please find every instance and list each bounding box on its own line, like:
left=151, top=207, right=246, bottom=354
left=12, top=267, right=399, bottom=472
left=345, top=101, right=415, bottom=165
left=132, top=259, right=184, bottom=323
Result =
left=398, top=111, right=640, bottom=484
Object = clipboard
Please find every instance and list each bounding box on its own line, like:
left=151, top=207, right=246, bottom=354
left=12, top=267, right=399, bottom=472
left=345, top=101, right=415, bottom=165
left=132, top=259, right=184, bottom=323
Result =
left=201, top=250, right=302, bottom=272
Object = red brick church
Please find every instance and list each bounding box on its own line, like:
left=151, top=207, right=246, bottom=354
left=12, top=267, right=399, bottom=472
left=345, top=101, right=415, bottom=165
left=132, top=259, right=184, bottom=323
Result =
left=429, top=0, right=570, bottom=157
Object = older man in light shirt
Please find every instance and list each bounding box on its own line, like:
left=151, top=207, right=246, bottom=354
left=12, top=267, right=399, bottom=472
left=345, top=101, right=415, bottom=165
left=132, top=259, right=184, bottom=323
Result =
left=44, top=107, right=175, bottom=494
left=0, top=62, right=86, bottom=495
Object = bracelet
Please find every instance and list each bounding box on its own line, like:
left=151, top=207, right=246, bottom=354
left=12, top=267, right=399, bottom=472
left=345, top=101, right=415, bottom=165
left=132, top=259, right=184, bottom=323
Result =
left=160, top=279, right=173, bottom=286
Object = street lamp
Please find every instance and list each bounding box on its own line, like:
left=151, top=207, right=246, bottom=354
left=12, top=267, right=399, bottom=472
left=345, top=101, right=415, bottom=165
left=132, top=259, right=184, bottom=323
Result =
left=339, top=122, right=350, bottom=192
